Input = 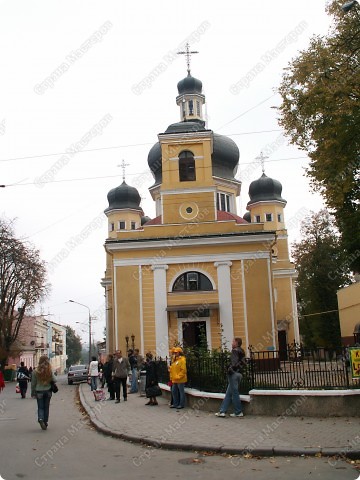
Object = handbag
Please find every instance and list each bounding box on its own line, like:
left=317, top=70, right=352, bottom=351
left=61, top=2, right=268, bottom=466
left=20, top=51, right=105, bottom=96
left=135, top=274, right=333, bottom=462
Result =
left=15, top=383, right=20, bottom=393
left=50, top=381, right=58, bottom=393
left=145, top=384, right=162, bottom=398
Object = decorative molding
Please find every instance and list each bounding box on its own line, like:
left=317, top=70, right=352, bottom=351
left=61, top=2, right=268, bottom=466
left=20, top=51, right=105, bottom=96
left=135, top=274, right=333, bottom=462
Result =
left=113, top=251, right=270, bottom=267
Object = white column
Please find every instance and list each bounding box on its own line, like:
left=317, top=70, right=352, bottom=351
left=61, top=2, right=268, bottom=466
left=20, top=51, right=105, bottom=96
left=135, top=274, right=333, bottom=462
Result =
left=151, top=264, right=169, bottom=358
left=214, top=260, right=233, bottom=350
left=291, top=277, right=300, bottom=343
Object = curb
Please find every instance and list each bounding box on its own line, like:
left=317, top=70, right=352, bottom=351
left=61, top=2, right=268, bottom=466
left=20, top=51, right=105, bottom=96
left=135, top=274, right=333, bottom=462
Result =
left=79, top=386, right=360, bottom=459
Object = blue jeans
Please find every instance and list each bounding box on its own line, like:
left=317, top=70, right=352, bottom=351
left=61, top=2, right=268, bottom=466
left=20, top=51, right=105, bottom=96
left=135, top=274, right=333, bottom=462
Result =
left=90, top=376, right=98, bottom=391
left=220, top=372, right=242, bottom=415
left=130, top=368, right=138, bottom=393
left=36, top=390, right=52, bottom=423
left=172, top=383, right=185, bottom=408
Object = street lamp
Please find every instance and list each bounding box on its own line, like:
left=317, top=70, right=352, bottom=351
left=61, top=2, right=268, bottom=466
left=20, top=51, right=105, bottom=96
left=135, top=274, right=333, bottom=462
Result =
left=69, top=300, right=92, bottom=364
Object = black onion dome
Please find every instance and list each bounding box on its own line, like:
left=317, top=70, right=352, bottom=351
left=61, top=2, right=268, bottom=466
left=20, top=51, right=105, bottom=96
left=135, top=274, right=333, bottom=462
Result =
left=105, top=181, right=141, bottom=213
left=243, top=211, right=251, bottom=223
left=247, top=173, right=287, bottom=206
left=177, top=73, right=203, bottom=95
left=141, top=215, right=151, bottom=225
left=147, top=142, right=162, bottom=185
left=165, top=119, right=206, bottom=134
left=212, top=133, right=239, bottom=179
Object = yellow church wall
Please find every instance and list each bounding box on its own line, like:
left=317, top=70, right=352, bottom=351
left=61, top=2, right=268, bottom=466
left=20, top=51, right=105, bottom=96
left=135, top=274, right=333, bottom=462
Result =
left=248, top=202, right=285, bottom=230
left=243, top=258, right=275, bottom=350
left=106, top=210, right=142, bottom=239
left=337, top=282, right=360, bottom=342
left=160, top=139, right=214, bottom=189
left=115, top=265, right=141, bottom=353
left=273, top=276, right=296, bottom=342
left=162, top=191, right=216, bottom=224
left=111, top=217, right=265, bottom=241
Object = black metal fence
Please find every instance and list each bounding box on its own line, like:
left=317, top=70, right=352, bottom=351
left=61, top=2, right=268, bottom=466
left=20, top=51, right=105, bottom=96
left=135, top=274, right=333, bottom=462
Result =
left=156, top=344, right=359, bottom=394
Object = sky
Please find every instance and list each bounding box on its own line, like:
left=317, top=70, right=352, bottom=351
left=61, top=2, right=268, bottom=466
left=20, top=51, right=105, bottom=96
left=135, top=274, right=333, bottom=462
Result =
left=1, top=1, right=334, bottom=345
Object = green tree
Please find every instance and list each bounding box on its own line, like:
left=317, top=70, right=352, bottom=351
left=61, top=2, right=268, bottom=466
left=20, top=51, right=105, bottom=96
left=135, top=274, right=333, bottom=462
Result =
left=0, top=218, right=49, bottom=369
left=278, top=0, right=360, bottom=272
left=65, top=326, right=82, bottom=367
left=292, top=210, right=352, bottom=348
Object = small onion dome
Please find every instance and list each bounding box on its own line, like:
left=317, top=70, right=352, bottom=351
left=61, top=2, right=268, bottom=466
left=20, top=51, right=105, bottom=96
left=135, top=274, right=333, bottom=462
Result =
left=247, top=173, right=287, bottom=207
left=104, top=181, right=142, bottom=213
left=141, top=215, right=151, bottom=226
left=177, top=73, right=203, bottom=95
left=243, top=211, right=251, bottom=223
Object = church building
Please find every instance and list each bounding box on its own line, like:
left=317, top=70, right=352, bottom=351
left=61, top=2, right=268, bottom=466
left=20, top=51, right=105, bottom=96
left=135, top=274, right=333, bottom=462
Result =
left=102, top=49, right=299, bottom=358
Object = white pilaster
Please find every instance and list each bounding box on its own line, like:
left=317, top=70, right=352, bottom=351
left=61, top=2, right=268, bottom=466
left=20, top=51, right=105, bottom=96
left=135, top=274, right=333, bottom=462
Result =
left=214, top=260, right=233, bottom=349
left=151, top=264, right=169, bottom=357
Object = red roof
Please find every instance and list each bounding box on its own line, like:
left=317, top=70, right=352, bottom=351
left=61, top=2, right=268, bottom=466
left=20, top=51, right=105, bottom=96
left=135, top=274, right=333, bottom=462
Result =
left=216, top=210, right=248, bottom=223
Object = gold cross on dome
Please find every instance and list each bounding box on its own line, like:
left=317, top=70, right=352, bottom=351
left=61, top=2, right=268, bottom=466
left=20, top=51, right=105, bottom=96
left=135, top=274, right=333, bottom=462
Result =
left=255, top=151, right=269, bottom=174
left=117, top=159, right=129, bottom=182
left=177, top=42, right=199, bottom=75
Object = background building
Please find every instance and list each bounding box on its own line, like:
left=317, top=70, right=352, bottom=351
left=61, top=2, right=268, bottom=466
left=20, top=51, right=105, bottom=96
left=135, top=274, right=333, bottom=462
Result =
left=7, top=315, right=67, bottom=373
left=338, top=279, right=360, bottom=345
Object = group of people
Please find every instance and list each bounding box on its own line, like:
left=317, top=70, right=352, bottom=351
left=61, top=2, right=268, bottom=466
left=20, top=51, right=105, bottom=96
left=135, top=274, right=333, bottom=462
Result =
left=88, top=349, right=144, bottom=403
left=86, top=337, right=245, bottom=416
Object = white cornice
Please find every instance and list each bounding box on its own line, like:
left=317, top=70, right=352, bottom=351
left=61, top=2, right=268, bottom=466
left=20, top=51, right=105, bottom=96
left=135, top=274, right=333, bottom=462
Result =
left=273, top=268, right=298, bottom=278
left=160, top=186, right=216, bottom=195
left=113, top=251, right=271, bottom=267
left=158, top=131, right=212, bottom=143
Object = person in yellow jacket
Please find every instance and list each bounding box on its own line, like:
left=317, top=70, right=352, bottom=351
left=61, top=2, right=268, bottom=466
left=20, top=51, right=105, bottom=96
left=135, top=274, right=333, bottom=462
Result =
left=170, top=347, right=187, bottom=409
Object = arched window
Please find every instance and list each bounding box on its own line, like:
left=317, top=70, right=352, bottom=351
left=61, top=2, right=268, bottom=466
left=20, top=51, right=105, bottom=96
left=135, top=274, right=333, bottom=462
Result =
left=172, top=271, right=213, bottom=291
left=179, top=151, right=196, bottom=182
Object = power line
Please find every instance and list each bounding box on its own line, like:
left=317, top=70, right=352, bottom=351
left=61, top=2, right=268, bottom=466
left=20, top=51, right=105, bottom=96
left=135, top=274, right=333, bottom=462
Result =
left=0, top=128, right=283, bottom=164
left=1, top=156, right=308, bottom=188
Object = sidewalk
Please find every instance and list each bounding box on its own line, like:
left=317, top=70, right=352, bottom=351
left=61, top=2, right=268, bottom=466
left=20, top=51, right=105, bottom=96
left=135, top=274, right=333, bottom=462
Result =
left=79, top=384, right=360, bottom=458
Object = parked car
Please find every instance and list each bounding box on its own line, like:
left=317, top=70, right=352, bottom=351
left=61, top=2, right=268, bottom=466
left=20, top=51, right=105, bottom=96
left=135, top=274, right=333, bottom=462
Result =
left=67, top=364, right=88, bottom=385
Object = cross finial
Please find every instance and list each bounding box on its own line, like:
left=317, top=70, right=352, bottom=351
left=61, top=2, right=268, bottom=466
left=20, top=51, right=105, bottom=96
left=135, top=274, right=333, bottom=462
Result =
left=255, top=151, right=269, bottom=174
left=117, top=159, right=130, bottom=182
left=177, top=42, right=199, bottom=75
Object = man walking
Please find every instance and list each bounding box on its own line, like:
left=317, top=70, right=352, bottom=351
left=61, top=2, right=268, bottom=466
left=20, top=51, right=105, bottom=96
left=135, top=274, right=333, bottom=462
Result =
left=215, top=338, right=245, bottom=418
left=112, top=350, right=130, bottom=403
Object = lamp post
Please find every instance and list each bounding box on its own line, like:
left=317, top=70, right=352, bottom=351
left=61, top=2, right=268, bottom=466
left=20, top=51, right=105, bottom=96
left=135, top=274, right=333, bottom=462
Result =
left=69, top=300, right=92, bottom=365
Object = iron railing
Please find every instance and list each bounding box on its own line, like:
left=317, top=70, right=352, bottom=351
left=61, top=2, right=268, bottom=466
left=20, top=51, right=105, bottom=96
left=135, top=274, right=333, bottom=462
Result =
left=155, top=344, right=358, bottom=394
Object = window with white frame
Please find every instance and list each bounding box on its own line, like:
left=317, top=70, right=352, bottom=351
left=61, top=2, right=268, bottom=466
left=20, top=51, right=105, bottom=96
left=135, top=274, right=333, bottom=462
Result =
left=119, top=221, right=125, bottom=230
left=255, top=214, right=261, bottom=223
left=266, top=213, right=273, bottom=222
left=109, top=222, right=115, bottom=232
left=217, top=192, right=231, bottom=212
left=131, top=221, right=136, bottom=230
left=277, top=213, right=282, bottom=222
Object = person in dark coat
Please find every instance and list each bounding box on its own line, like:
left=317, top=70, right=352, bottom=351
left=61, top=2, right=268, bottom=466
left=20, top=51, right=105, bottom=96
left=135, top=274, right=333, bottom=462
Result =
left=102, top=354, right=115, bottom=400
left=144, top=352, right=159, bottom=406
left=17, top=362, right=30, bottom=399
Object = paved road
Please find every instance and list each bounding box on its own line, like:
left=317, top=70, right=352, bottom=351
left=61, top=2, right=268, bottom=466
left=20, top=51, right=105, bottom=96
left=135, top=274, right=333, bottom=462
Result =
left=0, top=376, right=358, bottom=480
